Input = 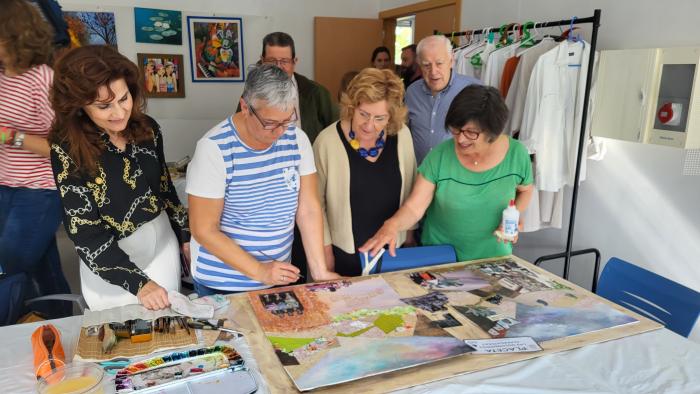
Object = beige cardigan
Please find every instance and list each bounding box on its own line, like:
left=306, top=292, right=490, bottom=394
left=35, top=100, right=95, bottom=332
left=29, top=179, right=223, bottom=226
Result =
left=313, top=121, right=417, bottom=254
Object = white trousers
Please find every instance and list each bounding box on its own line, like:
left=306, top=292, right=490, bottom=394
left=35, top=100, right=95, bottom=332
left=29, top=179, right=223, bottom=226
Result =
left=80, top=211, right=181, bottom=311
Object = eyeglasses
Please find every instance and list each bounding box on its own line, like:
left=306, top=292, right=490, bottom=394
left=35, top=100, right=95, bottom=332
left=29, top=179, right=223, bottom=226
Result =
left=262, top=57, right=295, bottom=67
left=450, top=127, right=481, bottom=140
left=246, top=100, right=298, bottom=131
left=356, top=109, right=389, bottom=125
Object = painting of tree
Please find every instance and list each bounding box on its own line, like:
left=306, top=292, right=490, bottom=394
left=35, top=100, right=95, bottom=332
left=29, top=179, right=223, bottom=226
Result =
left=63, top=11, right=118, bottom=48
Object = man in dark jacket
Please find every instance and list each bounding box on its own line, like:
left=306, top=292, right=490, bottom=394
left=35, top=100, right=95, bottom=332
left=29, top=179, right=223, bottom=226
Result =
left=258, top=32, right=337, bottom=143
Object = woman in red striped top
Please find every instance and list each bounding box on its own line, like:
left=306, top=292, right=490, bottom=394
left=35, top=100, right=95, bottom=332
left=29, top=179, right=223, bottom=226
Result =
left=0, top=0, right=71, bottom=320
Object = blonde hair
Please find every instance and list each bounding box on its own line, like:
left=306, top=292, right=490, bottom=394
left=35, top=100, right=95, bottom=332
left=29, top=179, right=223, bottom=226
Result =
left=0, top=0, right=53, bottom=71
left=339, top=68, right=407, bottom=136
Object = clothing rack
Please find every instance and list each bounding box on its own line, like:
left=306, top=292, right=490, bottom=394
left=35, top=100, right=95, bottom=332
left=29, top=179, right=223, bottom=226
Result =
left=436, top=9, right=603, bottom=292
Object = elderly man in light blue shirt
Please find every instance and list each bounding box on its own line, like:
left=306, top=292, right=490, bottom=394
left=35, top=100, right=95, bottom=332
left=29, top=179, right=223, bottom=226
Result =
left=406, top=35, right=481, bottom=163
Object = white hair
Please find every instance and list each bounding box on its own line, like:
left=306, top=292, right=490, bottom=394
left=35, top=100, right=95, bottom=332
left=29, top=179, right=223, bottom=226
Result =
left=416, top=35, right=453, bottom=61
left=241, top=63, right=297, bottom=110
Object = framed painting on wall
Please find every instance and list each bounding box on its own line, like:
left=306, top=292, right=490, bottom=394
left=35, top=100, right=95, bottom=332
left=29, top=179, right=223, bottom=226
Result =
left=186, top=16, right=244, bottom=82
left=134, top=7, right=182, bottom=45
left=63, top=11, right=117, bottom=48
left=137, top=53, right=185, bottom=98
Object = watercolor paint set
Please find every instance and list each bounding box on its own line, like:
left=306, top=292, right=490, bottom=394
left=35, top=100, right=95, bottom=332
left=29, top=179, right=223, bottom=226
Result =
left=114, top=345, right=256, bottom=393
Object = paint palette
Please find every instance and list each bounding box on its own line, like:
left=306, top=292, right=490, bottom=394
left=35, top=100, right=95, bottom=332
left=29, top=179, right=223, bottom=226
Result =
left=114, top=345, right=253, bottom=393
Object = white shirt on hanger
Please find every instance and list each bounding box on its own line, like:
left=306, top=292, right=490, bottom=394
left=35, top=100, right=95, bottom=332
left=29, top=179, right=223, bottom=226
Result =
left=482, top=44, right=519, bottom=88
left=454, top=42, right=485, bottom=78
left=520, top=39, right=591, bottom=192
left=471, top=40, right=497, bottom=81
left=504, top=37, right=557, bottom=136
left=503, top=38, right=562, bottom=233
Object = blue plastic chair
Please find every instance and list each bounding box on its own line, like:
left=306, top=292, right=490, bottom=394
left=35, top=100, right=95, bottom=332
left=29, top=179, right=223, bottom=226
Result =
left=362, top=245, right=457, bottom=274
left=597, top=257, right=700, bottom=337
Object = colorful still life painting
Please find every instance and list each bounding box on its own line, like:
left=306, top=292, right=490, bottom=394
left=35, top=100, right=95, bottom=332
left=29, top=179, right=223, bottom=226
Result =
left=247, top=277, right=474, bottom=391
left=187, top=16, right=244, bottom=82
left=134, top=7, right=182, bottom=45
left=63, top=11, right=117, bottom=48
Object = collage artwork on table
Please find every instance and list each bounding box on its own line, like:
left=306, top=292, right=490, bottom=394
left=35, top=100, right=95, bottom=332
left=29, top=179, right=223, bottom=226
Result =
left=247, top=258, right=638, bottom=391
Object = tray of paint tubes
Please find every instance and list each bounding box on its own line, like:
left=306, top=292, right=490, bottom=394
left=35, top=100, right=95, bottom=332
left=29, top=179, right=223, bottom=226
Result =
left=114, top=345, right=258, bottom=393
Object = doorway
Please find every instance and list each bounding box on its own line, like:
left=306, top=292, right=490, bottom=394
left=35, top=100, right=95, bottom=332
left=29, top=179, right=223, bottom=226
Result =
left=380, top=0, right=461, bottom=56
left=395, top=16, right=415, bottom=65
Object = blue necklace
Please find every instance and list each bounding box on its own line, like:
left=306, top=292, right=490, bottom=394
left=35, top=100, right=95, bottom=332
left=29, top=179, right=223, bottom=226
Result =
left=349, top=129, right=385, bottom=158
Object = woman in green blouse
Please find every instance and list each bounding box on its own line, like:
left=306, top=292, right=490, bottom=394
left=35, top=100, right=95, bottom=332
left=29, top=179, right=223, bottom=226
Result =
left=360, top=85, right=534, bottom=261
left=49, top=46, right=189, bottom=311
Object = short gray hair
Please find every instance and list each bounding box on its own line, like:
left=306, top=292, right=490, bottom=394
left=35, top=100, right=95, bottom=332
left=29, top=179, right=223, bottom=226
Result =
left=416, top=35, right=453, bottom=61
left=241, top=64, right=297, bottom=110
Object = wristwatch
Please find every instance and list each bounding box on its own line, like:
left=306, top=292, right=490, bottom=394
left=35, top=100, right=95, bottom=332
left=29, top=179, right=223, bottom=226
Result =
left=11, top=131, right=25, bottom=148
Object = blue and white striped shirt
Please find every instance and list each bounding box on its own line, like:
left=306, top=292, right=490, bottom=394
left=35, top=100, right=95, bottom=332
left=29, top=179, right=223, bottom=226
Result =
left=186, top=117, right=316, bottom=291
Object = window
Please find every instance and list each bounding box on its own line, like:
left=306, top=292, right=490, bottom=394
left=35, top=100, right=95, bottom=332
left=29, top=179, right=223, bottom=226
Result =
left=394, top=15, right=415, bottom=65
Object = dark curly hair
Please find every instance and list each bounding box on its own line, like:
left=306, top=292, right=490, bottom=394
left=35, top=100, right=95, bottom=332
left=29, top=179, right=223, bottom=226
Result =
left=50, top=45, right=152, bottom=175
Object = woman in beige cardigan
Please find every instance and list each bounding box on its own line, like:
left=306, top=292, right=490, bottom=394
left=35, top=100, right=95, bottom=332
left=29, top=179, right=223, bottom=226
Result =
left=313, top=68, right=416, bottom=276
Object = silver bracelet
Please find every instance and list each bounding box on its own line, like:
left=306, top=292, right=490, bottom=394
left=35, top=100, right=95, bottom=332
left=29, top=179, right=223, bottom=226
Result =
left=11, top=132, right=25, bottom=148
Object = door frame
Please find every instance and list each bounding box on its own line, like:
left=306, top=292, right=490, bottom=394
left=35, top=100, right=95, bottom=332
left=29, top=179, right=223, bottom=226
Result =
left=379, top=0, right=461, bottom=64
left=379, top=0, right=461, bottom=28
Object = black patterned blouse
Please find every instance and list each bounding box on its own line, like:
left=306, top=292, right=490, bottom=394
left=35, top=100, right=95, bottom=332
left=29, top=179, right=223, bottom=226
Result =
left=50, top=118, right=188, bottom=296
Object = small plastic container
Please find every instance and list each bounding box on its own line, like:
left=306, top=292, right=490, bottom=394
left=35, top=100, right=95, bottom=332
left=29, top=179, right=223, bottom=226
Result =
left=36, top=363, right=104, bottom=394
left=501, top=199, right=520, bottom=241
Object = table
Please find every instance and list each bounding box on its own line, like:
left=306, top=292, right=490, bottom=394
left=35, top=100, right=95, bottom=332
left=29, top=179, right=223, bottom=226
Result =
left=2, top=256, right=698, bottom=394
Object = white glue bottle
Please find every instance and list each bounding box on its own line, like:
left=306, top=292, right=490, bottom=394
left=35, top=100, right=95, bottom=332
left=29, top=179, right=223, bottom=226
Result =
left=502, top=199, right=519, bottom=241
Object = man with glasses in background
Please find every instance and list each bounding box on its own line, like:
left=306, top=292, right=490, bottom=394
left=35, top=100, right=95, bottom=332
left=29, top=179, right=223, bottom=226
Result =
left=254, top=32, right=338, bottom=283
left=258, top=32, right=337, bottom=143
left=405, top=35, right=481, bottom=164
left=186, top=64, right=340, bottom=296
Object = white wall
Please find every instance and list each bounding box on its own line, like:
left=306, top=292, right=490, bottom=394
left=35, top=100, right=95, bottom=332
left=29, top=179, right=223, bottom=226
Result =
left=379, top=0, right=416, bottom=10
left=60, top=0, right=380, bottom=161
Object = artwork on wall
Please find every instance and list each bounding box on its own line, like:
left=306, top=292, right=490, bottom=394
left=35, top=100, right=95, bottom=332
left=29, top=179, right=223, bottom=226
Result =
left=63, top=11, right=117, bottom=48
left=186, top=16, right=244, bottom=82
left=136, top=53, right=185, bottom=98
left=247, top=277, right=474, bottom=391
left=134, top=7, right=182, bottom=45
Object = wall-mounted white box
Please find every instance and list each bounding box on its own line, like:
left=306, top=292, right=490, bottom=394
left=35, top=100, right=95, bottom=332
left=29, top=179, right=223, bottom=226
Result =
left=592, top=47, right=700, bottom=149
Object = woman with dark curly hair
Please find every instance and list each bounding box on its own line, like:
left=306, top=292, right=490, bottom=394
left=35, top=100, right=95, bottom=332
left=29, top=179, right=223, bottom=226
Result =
left=49, top=45, right=189, bottom=310
left=314, top=68, right=416, bottom=276
left=0, top=0, right=71, bottom=319
left=361, top=85, right=534, bottom=262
